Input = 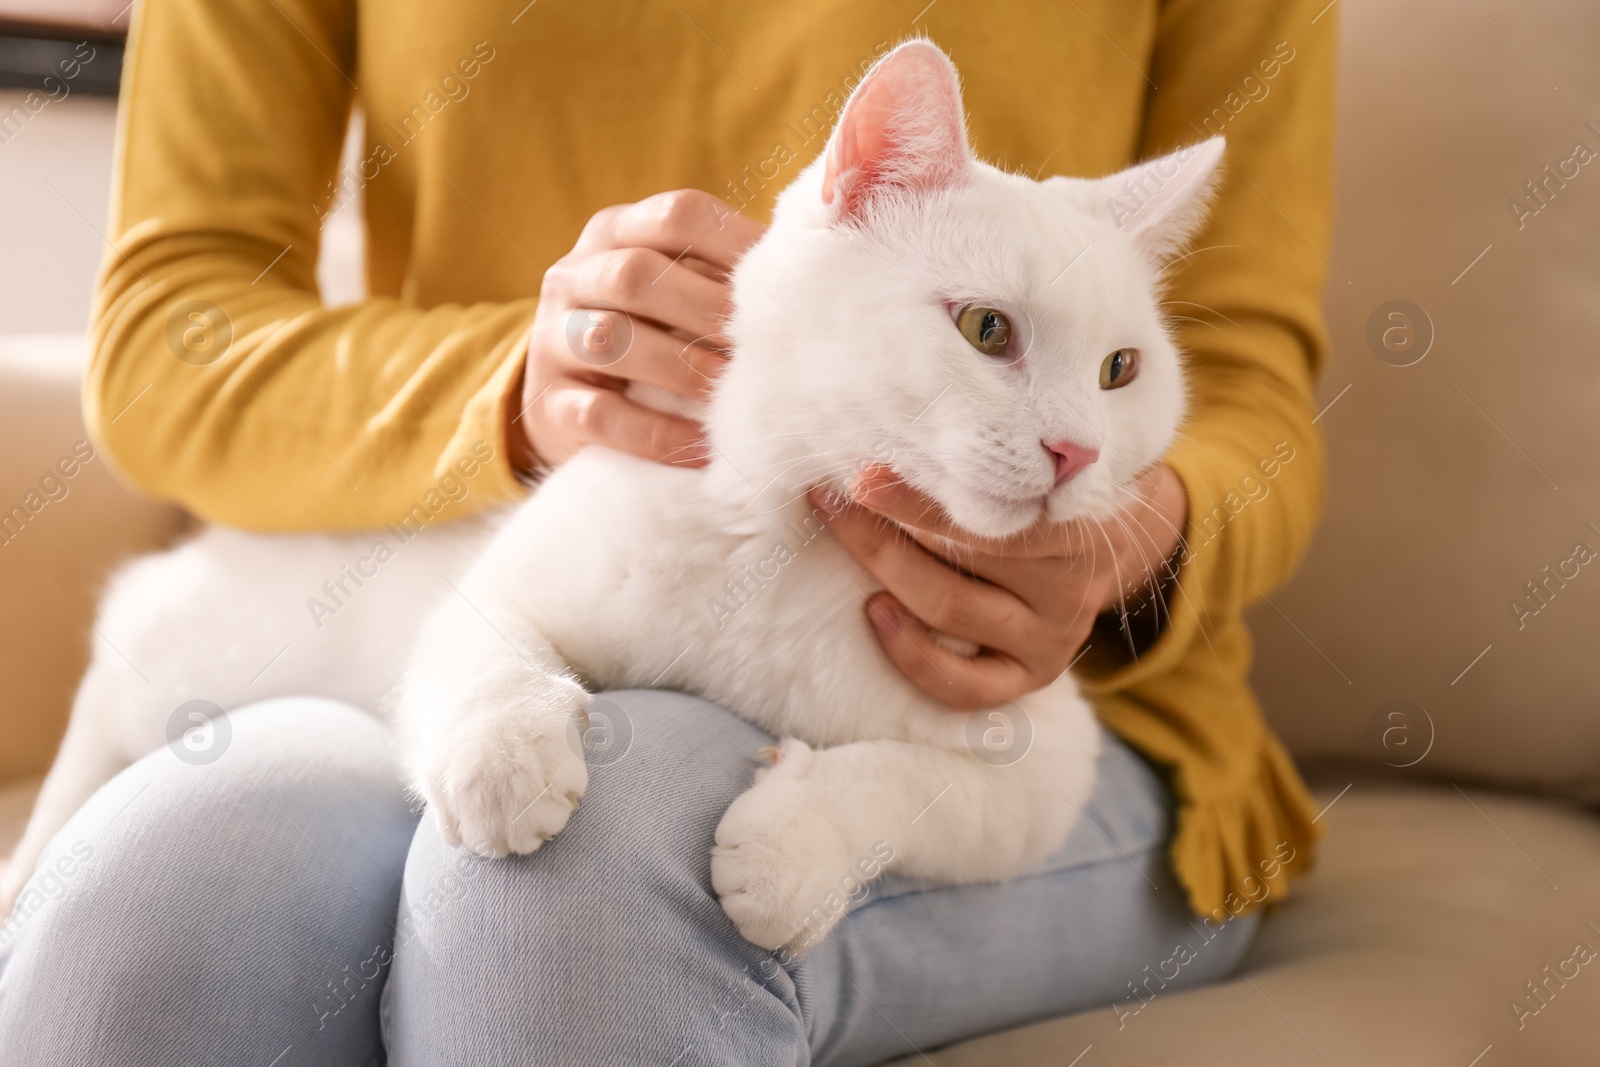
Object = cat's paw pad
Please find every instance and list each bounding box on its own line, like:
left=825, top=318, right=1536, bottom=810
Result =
left=419, top=680, right=590, bottom=858
left=711, top=740, right=857, bottom=951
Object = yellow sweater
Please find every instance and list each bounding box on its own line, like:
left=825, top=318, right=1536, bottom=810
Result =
left=89, top=0, right=1336, bottom=920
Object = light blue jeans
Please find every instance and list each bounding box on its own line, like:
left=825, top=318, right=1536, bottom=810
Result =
left=0, top=692, right=1258, bottom=1066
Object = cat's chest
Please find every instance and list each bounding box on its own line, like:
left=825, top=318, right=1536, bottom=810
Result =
left=513, top=451, right=866, bottom=686
left=507, top=450, right=971, bottom=746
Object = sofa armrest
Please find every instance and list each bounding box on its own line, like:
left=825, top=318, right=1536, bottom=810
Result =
left=0, top=335, right=185, bottom=783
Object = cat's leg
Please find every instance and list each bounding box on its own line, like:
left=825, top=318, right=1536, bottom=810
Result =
left=1, top=659, right=132, bottom=912
left=397, top=588, right=591, bottom=859
left=712, top=691, right=1100, bottom=951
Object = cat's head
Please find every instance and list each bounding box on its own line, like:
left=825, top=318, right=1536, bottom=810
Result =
left=712, top=40, right=1222, bottom=538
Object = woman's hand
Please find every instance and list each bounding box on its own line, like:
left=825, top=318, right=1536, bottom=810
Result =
left=817, top=464, right=1189, bottom=710
left=508, top=190, right=766, bottom=473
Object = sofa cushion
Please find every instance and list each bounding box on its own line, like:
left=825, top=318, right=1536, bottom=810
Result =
left=887, top=776, right=1600, bottom=1065
left=0, top=335, right=185, bottom=782
left=1245, top=0, right=1600, bottom=797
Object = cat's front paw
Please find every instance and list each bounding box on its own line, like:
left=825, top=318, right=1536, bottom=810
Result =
left=418, top=679, right=590, bottom=858
left=711, top=740, right=858, bottom=952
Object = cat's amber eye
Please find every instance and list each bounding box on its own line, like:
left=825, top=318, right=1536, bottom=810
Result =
left=1099, top=348, right=1140, bottom=389
left=956, top=305, right=1013, bottom=357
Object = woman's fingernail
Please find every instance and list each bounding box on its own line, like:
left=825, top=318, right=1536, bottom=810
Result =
left=852, top=468, right=895, bottom=504
left=867, top=595, right=900, bottom=629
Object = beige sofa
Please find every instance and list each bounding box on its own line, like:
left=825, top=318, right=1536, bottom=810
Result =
left=4, top=0, right=1598, bottom=1061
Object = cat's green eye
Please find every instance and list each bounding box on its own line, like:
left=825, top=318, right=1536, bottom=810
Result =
left=1099, top=348, right=1139, bottom=389
left=956, top=305, right=1012, bottom=357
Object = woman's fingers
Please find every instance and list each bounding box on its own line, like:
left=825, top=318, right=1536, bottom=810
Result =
left=843, top=470, right=1070, bottom=605
left=518, top=191, right=769, bottom=471
left=864, top=594, right=1037, bottom=710
left=579, top=190, right=766, bottom=274
left=545, top=315, right=726, bottom=401
left=823, top=496, right=1084, bottom=689
left=535, top=380, right=707, bottom=467
left=623, top=323, right=727, bottom=400
left=820, top=488, right=1105, bottom=697
left=850, top=466, right=1066, bottom=559
left=560, top=244, right=733, bottom=346
left=825, top=498, right=1036, bottom=650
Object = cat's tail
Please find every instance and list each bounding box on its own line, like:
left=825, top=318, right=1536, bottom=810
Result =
left=0, top=656, right=130, bottom=913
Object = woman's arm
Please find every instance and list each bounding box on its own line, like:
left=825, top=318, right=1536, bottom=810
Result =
left=91, top=0, right=532, bottom=529
left=1100, top=0, right=1334, bottom=681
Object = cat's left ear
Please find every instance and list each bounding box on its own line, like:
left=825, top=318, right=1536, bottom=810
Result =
left=1095, top=137, right=1225, bottom=259
left=821, top=40, right=972, bottom=221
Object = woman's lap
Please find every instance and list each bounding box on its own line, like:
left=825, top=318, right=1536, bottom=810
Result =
left=0, top=691, right=1257, bottom=1066
left=0, top=697, right=417, bottom=1066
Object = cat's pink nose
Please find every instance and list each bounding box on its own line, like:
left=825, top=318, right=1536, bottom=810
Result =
left=1045, top=439, right=1099, bottom=486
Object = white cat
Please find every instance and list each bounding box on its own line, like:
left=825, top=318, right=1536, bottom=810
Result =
left=3, top=41, right=1221, bottom=952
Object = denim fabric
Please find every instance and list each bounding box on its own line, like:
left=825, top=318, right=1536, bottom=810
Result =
left=0, top=692, right=1257, bottom=1066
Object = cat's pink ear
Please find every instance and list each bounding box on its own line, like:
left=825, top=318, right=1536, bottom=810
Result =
left=1100, top=138, right=1225, bottom=259
left=821, top=41, right=971, bottom=219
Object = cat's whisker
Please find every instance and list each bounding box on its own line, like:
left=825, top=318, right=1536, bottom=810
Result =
left=1103, top=482, right=1188, bottom=628
left=1085, top=514, right=1141, bottom=664
left=1101, top=480, right=1225, bottom=668
left=1160, top=299, right=1264, bottom=342
left=1162, top=243, right=1241, bottom=270
left=1106, top=480, right=1194, bottom=559
left=1104, top=507, right=1167, bottom=639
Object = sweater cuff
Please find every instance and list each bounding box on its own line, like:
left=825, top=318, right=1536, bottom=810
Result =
left=440, top=309, right=538, bottom=514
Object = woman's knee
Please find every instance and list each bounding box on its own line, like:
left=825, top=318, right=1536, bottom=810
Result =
left=0, top=698, right=415, bottom=1066
left=385, top=690, right=807, bottom=1065
left=391, top=689, right=776, bottom=953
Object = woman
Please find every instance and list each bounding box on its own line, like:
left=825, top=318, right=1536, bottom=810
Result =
left=0, top=1, right=1334, bottom=1063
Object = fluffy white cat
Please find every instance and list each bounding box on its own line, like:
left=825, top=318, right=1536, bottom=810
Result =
left=3, top=41, right=1221, bottom=952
